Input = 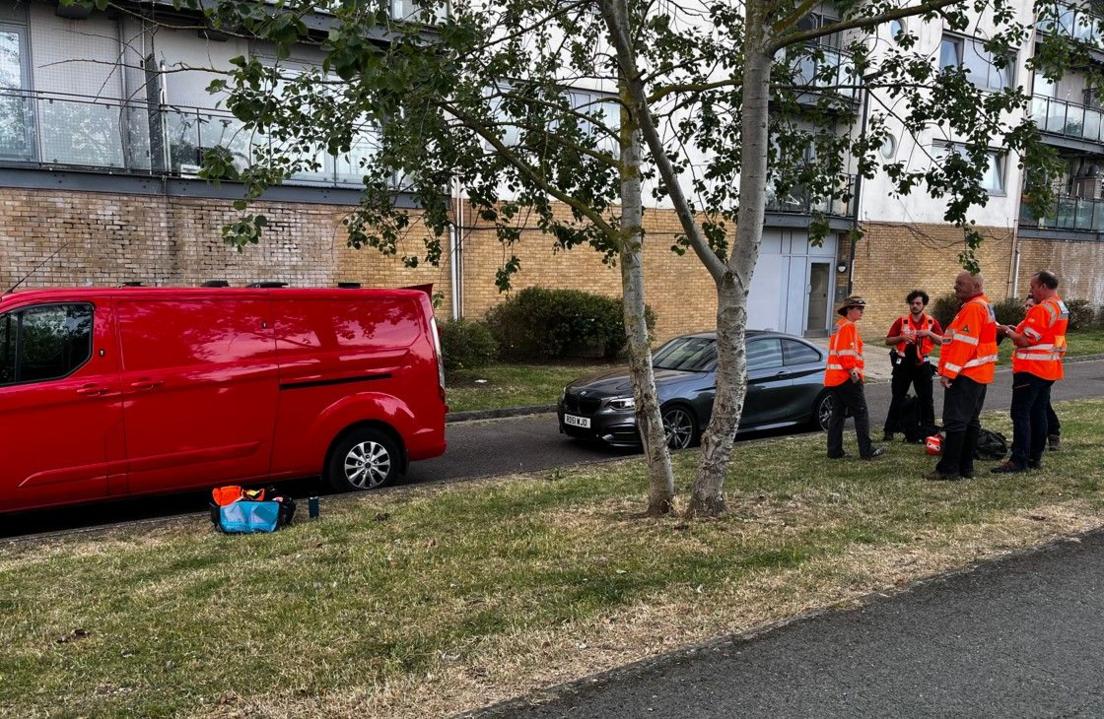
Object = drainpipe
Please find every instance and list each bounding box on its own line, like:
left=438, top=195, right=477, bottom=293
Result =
left=449, top=177, right=462, bottom=320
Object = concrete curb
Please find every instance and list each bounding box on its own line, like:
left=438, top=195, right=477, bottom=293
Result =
left=447, top=405, right=556, bottom=423
left=446, top=355, right=1104, bottom=424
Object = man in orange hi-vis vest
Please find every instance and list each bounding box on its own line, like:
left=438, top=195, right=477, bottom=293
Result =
left=823, top=295, right=885, bottom=460
left=991, top=270, right=1068, bottom=473
left=926, top=271, right=998, bottom=481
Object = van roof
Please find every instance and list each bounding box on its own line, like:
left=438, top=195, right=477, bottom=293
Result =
left=0, top=287, right=431, bottom=303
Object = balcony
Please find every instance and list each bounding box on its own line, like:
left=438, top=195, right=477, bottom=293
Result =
left=1020, top=194, right=1104, bottom=236
left=1036, top=3, right=1104, bottom=50
left=787, top=45, right=862, bottom=109
left=1030, top=94, right=1104, bottom=151
left=0, top=89, right=388, bottom=190
left=766, top=176, right=858, bottom=217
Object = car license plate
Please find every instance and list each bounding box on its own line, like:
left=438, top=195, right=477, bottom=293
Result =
left=564, top=414, right=591, bottom=429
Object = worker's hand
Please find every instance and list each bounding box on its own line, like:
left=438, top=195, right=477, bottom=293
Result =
left=940, top=376, right=953, bottom=389
left=850, top=370, right=861, bottom=383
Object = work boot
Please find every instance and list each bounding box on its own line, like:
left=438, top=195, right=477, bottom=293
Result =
left=924, top=470, right=961, bottom=481
left=1048, top=434, right=1061, bottom=451
left=861, top=447, right=887, bottom=460
left=1028, top=457, right=1043, bottom=471
left=990, top=460, right=1027, bottom=474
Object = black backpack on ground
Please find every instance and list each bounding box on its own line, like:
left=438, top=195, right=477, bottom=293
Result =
left=894, top=395, right=941, bottom=444
left=973, top=429, right=1008, bottom=460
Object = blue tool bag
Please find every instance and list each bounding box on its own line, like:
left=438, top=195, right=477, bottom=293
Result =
left=209, top=486, right=296, bottom=533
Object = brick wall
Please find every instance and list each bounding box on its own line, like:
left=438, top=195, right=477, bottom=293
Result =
left=459, top=204, right=718, bottom=342
left=1016, top=237, right=1104, bottom=306
left=849, top=222, right=1016, bottom=333
left=5, top=188, right=1102, bottom=345
left=0, top=188, right=453, bottom=316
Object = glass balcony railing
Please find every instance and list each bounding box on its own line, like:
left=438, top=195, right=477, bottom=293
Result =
left=1030, top=94, right=1104, bottom=144
left=1036, top=3, right=1104, bottom=49
left=791, top=46, right=861, bottom=102
left=0, top=89, right=393, bottom=189
left=0, top=89, right=151, bottom=171
left=766, top=175, right=858, bottom=218
left=1020, top=194, right=1104, bottom=233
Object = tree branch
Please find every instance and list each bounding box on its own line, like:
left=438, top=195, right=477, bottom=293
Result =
left=598, top=0, right=727, bottom=281
left=440, top=100, right=619, bottom=238
left=766, top=0, right=963, bottom=53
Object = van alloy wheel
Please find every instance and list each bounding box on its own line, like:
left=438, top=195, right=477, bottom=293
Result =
left=662, top=406, right=696, bottom=449
left=344, top=441, right=392, bottom=489
left=326, top=427, right=401, bottom=491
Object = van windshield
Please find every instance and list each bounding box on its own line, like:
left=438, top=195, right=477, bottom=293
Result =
left=652, top=336, right=716, bottom=372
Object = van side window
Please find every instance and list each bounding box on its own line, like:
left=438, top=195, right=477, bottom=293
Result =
left=0, top=304, right=93, bottom=386
left=0, top=313, right=12, bottom=385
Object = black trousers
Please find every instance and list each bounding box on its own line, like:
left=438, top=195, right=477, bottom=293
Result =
left=826, top=380, right=873, bottom=458
left=936, top=376, right=987, bottom=476
left=884, top=360, right=936, bottom=434
left=1047, top=403, right=1061, bottom=437
left=1009, top=372, right=1054, bottom=468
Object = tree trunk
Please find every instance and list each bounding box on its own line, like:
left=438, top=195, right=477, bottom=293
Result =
left=687, top=39, right=773, bottom=517
left=619, top=72, right=676, bottom=516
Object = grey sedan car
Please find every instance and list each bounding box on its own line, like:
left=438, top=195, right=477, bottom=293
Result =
left=557, top=330, right=834, bottom=449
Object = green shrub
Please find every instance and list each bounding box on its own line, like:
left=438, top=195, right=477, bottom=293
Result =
left=1066, top=299, right=1096, bottom=331
left=930, top=293, right=960, bottom=330
left=992, top=296, right=1025, bottom=326
left=438, top=318, right=498, bottom=371
left=484, top=287, right=656, bottom=361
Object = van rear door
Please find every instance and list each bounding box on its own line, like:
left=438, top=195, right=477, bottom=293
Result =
left=116, top=296, right=279, bottom=495
left=0, top=299, right=125, bottom=512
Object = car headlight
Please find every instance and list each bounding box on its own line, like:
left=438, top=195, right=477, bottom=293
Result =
left=607, top=396, right=635, bottom=410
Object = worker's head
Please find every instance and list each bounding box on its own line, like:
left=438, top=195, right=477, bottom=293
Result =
left=954, top=271, right=983, bottom=302
left=906, top=289, right=929, bottom=315
left=837, top=295, right=866, bottom=320
left=1030, top=271, right=1059, bottom=302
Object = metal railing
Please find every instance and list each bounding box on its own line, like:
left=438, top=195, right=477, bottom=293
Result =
left=766, top=175, right=858, bottom=218
left=0, top=89, right=388, bottom=188
left=1036, top=3, right=1104, bottom=49
left=0, top=89, right=151, bottom=171
left=1030, top=94, right=1104, bottom=144
left=1020, top=194, right=1104, bottom=233
left=162, top=104, right=381, bottom=187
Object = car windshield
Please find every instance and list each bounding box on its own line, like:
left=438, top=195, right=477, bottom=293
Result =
left=652, top=336, right=717, bottom=371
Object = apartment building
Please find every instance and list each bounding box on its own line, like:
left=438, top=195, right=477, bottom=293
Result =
left=0, top=0, right=1101, bottom=342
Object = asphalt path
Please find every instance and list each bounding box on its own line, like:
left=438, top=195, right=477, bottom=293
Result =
left=471, top=531, right=1104, bottom=719
left=5, top=360, right=1104, bottom=538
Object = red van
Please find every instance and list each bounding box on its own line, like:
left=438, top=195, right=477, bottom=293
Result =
left=0, top=287, right=447, bottom=513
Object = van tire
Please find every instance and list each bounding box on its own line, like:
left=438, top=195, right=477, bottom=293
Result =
left=326, top=427, right=400, bottom=492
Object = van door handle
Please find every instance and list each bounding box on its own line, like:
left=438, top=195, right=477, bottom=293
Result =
left=76, top=384, right=106, bottom=397
left=130, top=379, right=163, bottom=391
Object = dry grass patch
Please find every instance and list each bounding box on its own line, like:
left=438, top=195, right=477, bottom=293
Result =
left=2, top=399, right=1104, bottom=719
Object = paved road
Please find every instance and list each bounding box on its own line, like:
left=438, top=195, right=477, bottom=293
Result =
left=6, top=360, right=1104, bottom=538
left=473, top=531, right=1104, bottom=719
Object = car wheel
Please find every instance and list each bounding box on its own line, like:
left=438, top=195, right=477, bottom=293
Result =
left=812, top=390, right=835, bottom=432
left=662, top=404, right=698, bottom=449
left=326, top=427, right=400, bottom=491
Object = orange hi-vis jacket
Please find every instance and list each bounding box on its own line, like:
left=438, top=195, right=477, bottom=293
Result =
left=938, top=293, right=998, bottom=384
left=824, top=317, right=864, bottom=387
left=890, top=312, right=938, bottom=359
left=1012, top=295, right=1069, bottom=381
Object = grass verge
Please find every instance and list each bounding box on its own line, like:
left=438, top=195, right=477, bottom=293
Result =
left=3, top=399, right=1104, bottom=719
left=446, top=362, right=614, bottom=413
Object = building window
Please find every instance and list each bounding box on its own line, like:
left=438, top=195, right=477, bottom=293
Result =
left=889, top=19, right=904, bottom=42
left=932, top=141, right=1006, bottom=194
left=940, top=33, right=1014, bottom=92
left=880, top=133, right=898, bottom=159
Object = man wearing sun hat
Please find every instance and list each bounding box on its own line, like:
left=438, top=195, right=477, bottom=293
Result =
left=823, top=295, right=885, bottom=460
